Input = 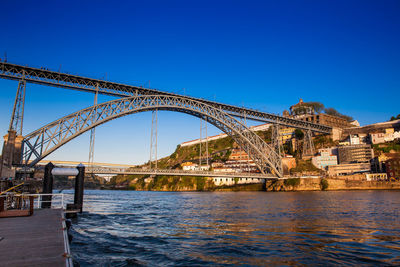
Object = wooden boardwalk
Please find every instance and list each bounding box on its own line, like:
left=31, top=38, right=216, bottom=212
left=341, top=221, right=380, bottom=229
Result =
left=0, top=209, right=67, bottom=267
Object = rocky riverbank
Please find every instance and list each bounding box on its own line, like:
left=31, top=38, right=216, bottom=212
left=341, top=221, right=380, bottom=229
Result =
left=265, top=178, right=400, bottom=191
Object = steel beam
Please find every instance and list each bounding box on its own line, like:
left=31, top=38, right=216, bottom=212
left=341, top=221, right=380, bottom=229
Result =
left=0, top=61, right=332, bottom=134
left=22, top=95, right=284, bottom=177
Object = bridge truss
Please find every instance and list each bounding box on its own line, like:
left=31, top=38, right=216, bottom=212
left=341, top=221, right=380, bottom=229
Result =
left=22, top=95, right=284, bottom=177
left=0, top=61, right=331, bottom=133
left=85, top=166, right=278, bottom=179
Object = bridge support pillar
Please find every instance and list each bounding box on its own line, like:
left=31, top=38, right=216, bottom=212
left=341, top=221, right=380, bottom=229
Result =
left=74, top=164, right=85, bottom=213
left=0, top=130, right=23, bottom=179
left=41, top=162, right=54, bottom=208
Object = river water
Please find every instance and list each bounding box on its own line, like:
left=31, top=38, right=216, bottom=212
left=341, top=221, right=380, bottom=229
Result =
left=68, top=190, right=400, bottom=266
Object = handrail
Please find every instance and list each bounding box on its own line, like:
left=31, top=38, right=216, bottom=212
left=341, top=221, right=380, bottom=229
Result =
left=1, top=193, right=67, bottom=210
left=0, top=182, right=25, bottom=195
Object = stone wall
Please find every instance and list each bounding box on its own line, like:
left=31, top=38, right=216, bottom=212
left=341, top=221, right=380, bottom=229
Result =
left=265, top=178, right=400, bottom=191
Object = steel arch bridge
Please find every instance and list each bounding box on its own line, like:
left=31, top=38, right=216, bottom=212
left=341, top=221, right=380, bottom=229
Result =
left=22, top=95, right=283, bottom=177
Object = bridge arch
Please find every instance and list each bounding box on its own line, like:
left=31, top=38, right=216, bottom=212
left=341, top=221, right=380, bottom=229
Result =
left=22, top=95, right=283, bottom=177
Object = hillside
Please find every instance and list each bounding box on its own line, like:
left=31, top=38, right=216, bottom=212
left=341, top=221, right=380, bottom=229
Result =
left=108, top=126, right=324, bottom=190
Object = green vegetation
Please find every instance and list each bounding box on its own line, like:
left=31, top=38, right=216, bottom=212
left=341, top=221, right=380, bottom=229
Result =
left=390, top=114, right=400, bottom=121
left=294, top=129, right=304, bottom=140
left=314, top=135, right=338, bottom=149
left=324, top=107, right=353, bottom=122
left=320, top=179, right=329, bottom=190
left=373, top=141, right=400, bottom=154
left=290, top=159, right=322, bottom=174
left=109, top=174, right=214, bottom=191
left=284, top=178, right=300, bottom=188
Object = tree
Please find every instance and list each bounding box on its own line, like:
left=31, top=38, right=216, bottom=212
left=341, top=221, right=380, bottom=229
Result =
left=294, top=129, right=304, bottom=140
left=307, top=102, right=325, bottom=113
left=324, top=107, right=353, bottom=122
left=390, top=114, right=400, bottom=121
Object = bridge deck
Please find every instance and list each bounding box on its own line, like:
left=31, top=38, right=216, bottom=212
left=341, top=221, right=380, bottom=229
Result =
left=0, top=209, right=67, bottom=266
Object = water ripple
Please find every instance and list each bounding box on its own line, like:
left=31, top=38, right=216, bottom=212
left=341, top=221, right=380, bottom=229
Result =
left=68, top=190, right=400, bottom=266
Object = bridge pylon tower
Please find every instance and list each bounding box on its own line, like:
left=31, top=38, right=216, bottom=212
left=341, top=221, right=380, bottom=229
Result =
left=0, top=74, right=26, bottom=178
left=9, top=74, right=26, bottom=136
left=271, top=124, right=282, bottom=158
left=88, top=83, right=99, bottom=167
left=302, top=129, right=315, bottom=158
left=149, top=109, right=158, bottom=170
left=199, top=118, right=209, bottom=167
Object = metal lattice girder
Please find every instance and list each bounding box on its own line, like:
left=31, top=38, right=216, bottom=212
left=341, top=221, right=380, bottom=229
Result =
left=0, top=61, right=332, bottom=134
left=86, top=166, right=277, bottom=179
left=302, top=129, right=315, bottom=157
left=9, top=78, right=26, bottom=135
left=22, top=95, right=283, bottom=177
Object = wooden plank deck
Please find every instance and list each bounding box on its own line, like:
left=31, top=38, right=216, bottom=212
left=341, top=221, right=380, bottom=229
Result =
left=0, top=209, right=67, bottom=267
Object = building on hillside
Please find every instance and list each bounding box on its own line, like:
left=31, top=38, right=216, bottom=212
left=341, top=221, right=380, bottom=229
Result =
left=212, top=177, right=263, bottom=186
left=289, top=98, right=314, bottom=116
left=211, top=162, right=223, bottom=168
left=327, top=163, right=371, bottom=176
left=339, top=134, right=369, bottom=146
left=282, top=156, right=296, bottom=174
left=312, top=148, right=338, bottom=170
left=289, top=99, right=354, bottom=128
left=370, top=128, right=400, bottom=144
left=181, top=162, right=198, bottom=171
left=365, top=173, right=388, bottom=181
left=213, top=167, right=235, bottom=173
left=197, top=165, right=210, bottom=171
left=337, top=144, right=374, bottom=164
left=341, top=119, right=400, bottom=143
left=296, top=113, right=354, bottom=129
left=279, top=127, right=295, bottom=143
left=371, top=152, right=400, bottom=173
left=386, top=157, right=400, bottom=180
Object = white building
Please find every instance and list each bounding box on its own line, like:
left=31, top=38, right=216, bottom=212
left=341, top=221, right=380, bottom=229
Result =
left=365, top=173, right=388, bottom=181
left=182, top=162, right=198, bottom=171
left=212, top=177, right=263, bottom=186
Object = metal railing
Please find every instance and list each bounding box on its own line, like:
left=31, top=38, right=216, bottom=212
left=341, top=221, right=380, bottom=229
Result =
left=0, top=193, right=67, bottom=210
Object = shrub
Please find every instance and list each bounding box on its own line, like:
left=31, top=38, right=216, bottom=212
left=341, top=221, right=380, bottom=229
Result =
left=320, top=179, right=329, bottom=190
left=284, top=178, right=300, bottom=187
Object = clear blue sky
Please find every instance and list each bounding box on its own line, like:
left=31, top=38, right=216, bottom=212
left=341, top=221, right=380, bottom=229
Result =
left=0, top=0, right=399, bottom=165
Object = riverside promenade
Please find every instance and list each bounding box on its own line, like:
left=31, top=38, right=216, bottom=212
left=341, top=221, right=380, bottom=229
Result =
left=0, top=209, right=70, bottom=266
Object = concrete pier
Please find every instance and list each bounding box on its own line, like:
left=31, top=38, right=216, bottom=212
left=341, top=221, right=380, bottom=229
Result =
left=0, top=209, right=70, bottom=266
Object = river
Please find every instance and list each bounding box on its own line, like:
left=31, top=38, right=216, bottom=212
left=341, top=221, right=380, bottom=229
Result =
left=68, top=190, right=400, bottom=266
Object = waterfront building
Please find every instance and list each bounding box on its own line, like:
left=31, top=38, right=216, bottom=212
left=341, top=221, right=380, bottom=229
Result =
left=337, top=144, right=374, bottom=164
left=212, top=177, right=263, bottom=186
left=386, top=157, right=400, bottom=181
left=365, top=173, right=388, bottom=181
left=282, top=156, right=296, bottom=174
left=327, top=163, right=371, bottom=176
left=312, top=148, right=338, bottom=170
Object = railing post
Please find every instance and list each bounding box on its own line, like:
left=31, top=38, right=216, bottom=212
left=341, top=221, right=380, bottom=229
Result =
left=42, top=162, right=54, bottom=208
left=74, top=163, right=85, bottom=213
